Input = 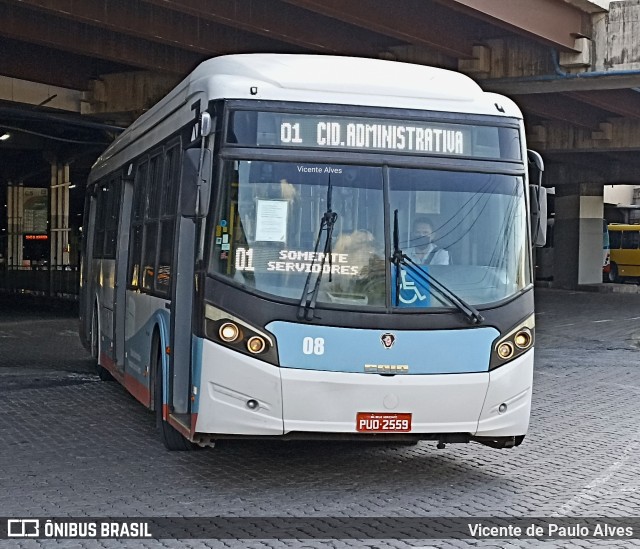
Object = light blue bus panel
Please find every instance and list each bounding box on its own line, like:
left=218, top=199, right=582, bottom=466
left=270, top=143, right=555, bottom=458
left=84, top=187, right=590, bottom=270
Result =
left=266, top=321, right=499, bottom=375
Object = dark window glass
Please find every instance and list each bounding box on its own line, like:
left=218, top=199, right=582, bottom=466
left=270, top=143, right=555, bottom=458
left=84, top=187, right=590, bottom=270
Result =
left=142, top=221, right=158, bottom=291
left=229, top=110, right=522, bottom=161
left=156, top=220, right=175, bottom=293
left=128, top=143, right=181, bottom=295
left=162, top=146, right=180, bottom=217
left=104, top=178, right=122, bottom=259
left=93, top=185, right=108, bottom=258
left=622, top=231, right=640, bottom=250
left=147, top=155, right=163, bottom=220
left=129, top=226, right=143, bottom=289
left=132, top=163, right=147, bottom=221
left=154, top=144, right=181, bottom=294
left=609, top=230, right=621, bottom=249
left=129, top=162, right=148, bottom=289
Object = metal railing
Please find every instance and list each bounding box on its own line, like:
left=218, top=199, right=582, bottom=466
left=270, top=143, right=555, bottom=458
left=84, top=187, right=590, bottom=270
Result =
left=0, top=266, right=79, bottom=299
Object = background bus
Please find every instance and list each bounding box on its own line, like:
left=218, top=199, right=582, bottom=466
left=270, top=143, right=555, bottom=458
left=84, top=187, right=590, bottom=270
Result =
left=606, top=223, right=640, bottom=283
left=79, top=54, right=544, bottom=451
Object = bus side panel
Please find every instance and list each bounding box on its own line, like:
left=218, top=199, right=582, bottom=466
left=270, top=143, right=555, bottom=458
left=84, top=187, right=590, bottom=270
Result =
left=195, top=339, right=284, bottom=435
left=615, top=248, right=640, bottom=277
left=124, top=292, right=170, bottom=406
left=476, top=350, right=533, bottom=437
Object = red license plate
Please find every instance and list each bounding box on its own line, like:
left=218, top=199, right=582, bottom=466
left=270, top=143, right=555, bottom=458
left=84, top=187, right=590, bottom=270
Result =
left=356, top=412, right=412, bottom=432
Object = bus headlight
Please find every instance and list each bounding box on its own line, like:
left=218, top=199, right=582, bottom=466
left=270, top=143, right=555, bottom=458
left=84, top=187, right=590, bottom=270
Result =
left=219, top=322, right=241, bottom=342
left=247, top=336, right=266, bottom=354
left=203, top=304, right=279, bottom=365
left=497, top=341, right=514, bottom=359
left=490, top=315, right=535, bottom=370
left=514, top=328, right=533, bottom=349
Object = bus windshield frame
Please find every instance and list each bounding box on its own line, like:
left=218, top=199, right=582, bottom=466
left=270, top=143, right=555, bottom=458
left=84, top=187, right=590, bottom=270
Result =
left=208, top=103, right=530, bottom=314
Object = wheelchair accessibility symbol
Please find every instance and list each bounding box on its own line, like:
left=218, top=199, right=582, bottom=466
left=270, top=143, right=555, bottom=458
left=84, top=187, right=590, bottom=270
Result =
left=398, top=270, right=429, bottom=305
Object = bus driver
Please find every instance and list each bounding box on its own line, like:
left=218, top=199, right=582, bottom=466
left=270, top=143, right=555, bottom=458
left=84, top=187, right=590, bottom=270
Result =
left=410, top=216, right=450, bottom=265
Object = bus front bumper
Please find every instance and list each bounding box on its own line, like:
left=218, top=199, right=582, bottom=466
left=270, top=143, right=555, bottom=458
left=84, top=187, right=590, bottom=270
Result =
left=194, top=340, right=533, bottom=442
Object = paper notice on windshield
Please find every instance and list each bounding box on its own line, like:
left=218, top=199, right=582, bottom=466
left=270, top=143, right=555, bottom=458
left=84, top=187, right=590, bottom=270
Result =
left=255, top=199, right=288, bottom=242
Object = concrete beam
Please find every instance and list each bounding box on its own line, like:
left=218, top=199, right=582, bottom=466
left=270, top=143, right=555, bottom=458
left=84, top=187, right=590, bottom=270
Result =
left=516, top=93, right=611, bottom=129
left=544, top=154, right=640, bottom=185
left=535, top=118, right=640, bottom=153
left=565, top=89, right=640, bottom=118
left=81, top=72, right=178, bottom=118
left=12, top=0, right=313, bottom=56
left=143, top=0, right=385, bottom=56
left=439, top=0, right=592, bottom=51
left=484, top=2, right=640, bottom=93
left=0, top=76, right=83, bottom=112
left=482, top=73, right=640, bottom=95
left=0, top=38, right=94, bottom=90
left=281, top=0, right=479, bottom=58
left=564, top=1, right=611, bottom=13
left=0, top=2, right=203, bottom=74
left=592, top=2, right=640, bottom=72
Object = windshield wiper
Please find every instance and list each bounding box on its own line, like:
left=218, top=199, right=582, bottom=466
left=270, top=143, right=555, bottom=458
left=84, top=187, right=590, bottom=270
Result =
left=297, top=177, right=338, bottom=321
left=391, top=210, right=484, bottom=325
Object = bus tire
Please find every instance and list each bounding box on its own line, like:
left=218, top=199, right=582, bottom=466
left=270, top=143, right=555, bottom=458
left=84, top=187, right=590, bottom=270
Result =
left=92, top=305, right=114, bottom=382
left=90, top=306, right=99, bottom=359
left=153, top=336, right=194, bottom=451
left=608, top=262, right=620, bottom=283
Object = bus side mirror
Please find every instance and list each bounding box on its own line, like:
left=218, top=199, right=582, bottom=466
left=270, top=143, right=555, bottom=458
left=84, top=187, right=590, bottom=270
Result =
left=527, top=150, right=547, bottom=247
left=530, top=185, right=547, bottom=247
left=180, top=147, right=212, bottom=218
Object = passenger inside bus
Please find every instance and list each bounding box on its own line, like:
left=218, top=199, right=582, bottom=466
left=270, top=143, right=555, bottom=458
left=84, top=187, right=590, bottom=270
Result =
left=327, top=229, right=385, bottom=305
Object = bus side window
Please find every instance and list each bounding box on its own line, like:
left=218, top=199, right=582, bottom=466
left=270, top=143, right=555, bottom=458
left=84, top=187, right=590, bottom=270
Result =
left=93, top=184, right=108, bottom=259
left=609, top=229, right=621, bottom=250
left=104, top=177, right=122, bottom=259
left=622, top=230, right=640, bottom=250
left=155, top=144, right=181, bottom=294
left=141, top=153, right=163, bottom=292
left=128, top=161, right=148, bottom=289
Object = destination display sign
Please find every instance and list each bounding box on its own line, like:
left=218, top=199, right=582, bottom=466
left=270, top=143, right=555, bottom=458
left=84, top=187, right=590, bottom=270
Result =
left=230, top=111, right=521, bottom=160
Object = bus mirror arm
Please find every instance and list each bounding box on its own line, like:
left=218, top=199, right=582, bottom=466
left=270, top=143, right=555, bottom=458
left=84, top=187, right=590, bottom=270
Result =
left=527, top=150, right=547, bottom=248
left=180, top=147, right=212, bottom=219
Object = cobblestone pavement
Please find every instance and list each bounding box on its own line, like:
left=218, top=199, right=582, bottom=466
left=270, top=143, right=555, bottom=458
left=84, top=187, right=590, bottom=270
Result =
left=1, top=289, right=640, bottom=549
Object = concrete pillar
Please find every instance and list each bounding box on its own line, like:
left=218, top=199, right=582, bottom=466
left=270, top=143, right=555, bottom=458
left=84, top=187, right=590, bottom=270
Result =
left=554, top=183, right=604, bottom=289
left=7, top=183, right=24, bottom=268
left=48, top=157, right=71, bottom=268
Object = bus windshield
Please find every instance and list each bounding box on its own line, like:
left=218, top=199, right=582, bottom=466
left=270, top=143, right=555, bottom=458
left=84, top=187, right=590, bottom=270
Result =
left=209, top=160, right=529, bottom=309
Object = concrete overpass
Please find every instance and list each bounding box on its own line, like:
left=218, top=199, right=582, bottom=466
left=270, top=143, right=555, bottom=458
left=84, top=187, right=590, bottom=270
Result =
left=0, top=0, right=638, bottom=290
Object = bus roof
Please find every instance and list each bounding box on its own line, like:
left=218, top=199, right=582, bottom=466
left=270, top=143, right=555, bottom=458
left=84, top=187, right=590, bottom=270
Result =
left=91, top=54, right=523, bottom=179
left=608, top=223, right=640, bottom=230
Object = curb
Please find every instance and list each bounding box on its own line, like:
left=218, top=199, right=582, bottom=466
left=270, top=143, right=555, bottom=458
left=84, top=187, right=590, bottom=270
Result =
left=536, top=281, right=640, bottom=294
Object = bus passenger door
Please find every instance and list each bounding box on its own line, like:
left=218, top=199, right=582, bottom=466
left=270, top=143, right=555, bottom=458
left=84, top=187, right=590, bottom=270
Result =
left=167, top=144, right=206, bottom=417
left=113, top=176, right=133, bottom=370
left=93, top=180, right=123, bottom=373
left=80, top=191, right=97, bottom=352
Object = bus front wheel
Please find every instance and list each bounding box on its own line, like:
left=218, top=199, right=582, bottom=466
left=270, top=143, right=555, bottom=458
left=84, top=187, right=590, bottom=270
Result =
left=153, top=337, right=195, bottom=451
left=608, top=262, right=620, bottom=283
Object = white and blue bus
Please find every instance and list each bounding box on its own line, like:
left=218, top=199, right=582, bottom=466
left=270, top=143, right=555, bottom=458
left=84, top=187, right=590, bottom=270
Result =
left=79, top=54, right=545, bottom=450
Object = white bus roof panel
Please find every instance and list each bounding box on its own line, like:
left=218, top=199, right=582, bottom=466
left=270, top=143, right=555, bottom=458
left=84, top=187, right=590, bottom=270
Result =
left=91, top=54, right=522, bottom=178
left=188, top=54, right=520, bottom=116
